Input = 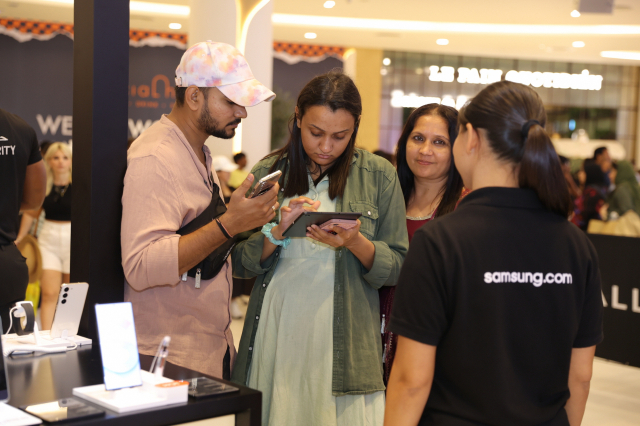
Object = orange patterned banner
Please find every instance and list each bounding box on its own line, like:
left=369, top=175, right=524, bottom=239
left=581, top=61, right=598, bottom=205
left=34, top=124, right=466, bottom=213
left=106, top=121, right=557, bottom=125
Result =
left=0, top=18, right=187, bottom=48
left=0, top=18, right=73, bottom=38
left=273, top=42, right=345, bottom=64
left=129, top=30, right=187, bottom=46
left=0, top=19, right=344, bottom=59
left=273, top=42, right=345, bottom=58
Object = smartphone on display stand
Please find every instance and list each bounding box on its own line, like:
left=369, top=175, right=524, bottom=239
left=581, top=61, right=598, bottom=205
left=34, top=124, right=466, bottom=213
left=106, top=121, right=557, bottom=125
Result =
left=50, top=282, right=89, bottom=338
left=23, top=397, right=104, bottom=423
left=95, top=302, right=142, bottom=391
left=249, top=170, right=282, bottom=198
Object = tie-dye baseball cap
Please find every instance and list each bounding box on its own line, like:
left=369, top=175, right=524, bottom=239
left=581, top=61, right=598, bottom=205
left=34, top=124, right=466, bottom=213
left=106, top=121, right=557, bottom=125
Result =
left=175, top=41, right=275, bottom=107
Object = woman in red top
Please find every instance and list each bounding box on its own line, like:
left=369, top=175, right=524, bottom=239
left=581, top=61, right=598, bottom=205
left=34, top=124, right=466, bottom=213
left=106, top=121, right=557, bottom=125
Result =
left=380, top=104, right=467, bottom=383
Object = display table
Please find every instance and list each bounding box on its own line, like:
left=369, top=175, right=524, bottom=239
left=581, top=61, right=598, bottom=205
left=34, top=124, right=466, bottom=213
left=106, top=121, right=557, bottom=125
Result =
left=5, top=345, right=261, bottom=425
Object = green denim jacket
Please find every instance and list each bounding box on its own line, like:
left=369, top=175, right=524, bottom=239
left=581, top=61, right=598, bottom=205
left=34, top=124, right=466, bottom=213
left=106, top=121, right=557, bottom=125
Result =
left=230, top=148, right=409, bottom=396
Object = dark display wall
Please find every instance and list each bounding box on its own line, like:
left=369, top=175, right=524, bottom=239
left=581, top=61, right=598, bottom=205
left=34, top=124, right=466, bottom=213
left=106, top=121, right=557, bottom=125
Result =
left=0, top=33, right=183, bottom=142
left=589, top=234, right=640, bottom=368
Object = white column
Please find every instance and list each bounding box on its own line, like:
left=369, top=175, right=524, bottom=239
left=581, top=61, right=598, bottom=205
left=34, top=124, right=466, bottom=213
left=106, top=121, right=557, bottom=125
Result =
left=340, top=48, right=382, bottom=153
left=240, top=0, right=273, bottom=167
left=343, top=49, right=357, bottom=79
left=189, top=0, right=237, bottom=158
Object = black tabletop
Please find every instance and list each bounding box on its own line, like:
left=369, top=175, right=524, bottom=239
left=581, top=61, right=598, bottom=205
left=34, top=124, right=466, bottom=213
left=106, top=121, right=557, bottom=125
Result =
left=6, top=345, right=261, bottom=426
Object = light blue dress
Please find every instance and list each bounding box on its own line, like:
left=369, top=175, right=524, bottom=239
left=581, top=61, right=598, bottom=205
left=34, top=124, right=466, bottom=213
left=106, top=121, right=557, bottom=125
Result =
left=247, top=174, right=385, bottom=426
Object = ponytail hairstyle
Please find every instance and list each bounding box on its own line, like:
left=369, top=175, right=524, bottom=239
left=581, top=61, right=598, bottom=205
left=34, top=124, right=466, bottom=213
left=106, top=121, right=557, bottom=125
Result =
left=458, top=81, right=572, bottom=217
left=395, top=103, right=463, bottom=217
left=266, top=69, right=361, bottom=200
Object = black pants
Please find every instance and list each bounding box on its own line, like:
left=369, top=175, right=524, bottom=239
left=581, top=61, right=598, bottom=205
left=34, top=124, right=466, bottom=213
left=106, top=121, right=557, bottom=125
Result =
left=0, top=243, right=29, bottom=333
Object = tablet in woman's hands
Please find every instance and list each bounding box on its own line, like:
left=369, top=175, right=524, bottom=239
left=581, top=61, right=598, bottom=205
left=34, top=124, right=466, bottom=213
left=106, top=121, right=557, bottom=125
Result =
left=282, top=212, right=362, bottom=237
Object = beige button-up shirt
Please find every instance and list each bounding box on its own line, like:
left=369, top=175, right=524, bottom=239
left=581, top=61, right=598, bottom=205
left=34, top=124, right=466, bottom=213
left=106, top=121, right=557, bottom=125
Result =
left=121, top=115, right=235, bottom=378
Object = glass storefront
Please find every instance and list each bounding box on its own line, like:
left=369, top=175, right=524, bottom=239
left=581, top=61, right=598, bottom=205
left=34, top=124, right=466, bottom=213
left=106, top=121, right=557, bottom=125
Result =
left=379, top=51, right=639, bottom=156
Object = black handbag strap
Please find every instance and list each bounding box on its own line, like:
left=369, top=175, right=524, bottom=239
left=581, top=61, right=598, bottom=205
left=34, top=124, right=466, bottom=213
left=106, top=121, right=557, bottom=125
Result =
left=177, top=183, right=226, bottom=236
left=177, top=183, right=237, bottom=280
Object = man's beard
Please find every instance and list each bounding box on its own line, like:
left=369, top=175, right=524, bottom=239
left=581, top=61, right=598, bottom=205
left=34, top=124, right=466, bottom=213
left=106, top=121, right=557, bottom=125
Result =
left=197, top=103, right=241, bottom=139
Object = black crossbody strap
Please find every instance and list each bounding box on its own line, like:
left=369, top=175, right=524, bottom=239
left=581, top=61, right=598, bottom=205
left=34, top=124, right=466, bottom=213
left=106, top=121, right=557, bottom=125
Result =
left=177, top=183, right=237, bottom=280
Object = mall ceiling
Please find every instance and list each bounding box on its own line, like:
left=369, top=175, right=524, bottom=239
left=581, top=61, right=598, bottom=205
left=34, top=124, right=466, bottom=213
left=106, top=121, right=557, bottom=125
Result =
left=1, top=0, right=639, bottom=65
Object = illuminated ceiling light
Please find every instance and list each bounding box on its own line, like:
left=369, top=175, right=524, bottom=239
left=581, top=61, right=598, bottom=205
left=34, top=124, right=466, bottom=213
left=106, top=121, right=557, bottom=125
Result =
left=600, top=51, right=640, bottom=60
left=436, top=38, right=449, bottom=45
left=22, top=0, right=191, bottom=15
left=130, top=1, right=190, bottom=16
left=272, top=14, right=640, bottom=35
left=20, top=0, right=73, bottom=5
left=572, top=41, right=585, bottom=48
left=304, top=32, right=317, bottom=39
left=571, top=10, right=581, bottom=17
left=324, top=1, right=336, bottom=8
left=382, top=57, right=391, bottom=66
left=168, top=23, right=182, bottom=30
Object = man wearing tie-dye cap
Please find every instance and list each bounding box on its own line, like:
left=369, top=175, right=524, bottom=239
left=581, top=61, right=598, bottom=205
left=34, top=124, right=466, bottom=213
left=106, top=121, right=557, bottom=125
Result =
left=121, top=41, right=278, bottom=380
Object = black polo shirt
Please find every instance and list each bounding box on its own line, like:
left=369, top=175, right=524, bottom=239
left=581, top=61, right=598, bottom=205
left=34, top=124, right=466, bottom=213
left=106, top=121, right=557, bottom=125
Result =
left=389, top=187, right=603, bottom=426
left=0, top=109, right=42, bottom=245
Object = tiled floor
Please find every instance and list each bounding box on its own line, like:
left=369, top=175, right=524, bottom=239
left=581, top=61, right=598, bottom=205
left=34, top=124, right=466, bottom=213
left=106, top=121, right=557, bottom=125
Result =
left=230, top=300, right=640, bottom=424
left=583, top=358, right=640, bottom=425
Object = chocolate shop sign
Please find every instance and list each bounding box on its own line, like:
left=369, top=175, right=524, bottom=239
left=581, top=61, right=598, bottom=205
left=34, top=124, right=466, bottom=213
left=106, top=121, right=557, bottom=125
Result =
left=428, top=66, right=603, bottom=90
left=391, top=66, right=603, bottom=110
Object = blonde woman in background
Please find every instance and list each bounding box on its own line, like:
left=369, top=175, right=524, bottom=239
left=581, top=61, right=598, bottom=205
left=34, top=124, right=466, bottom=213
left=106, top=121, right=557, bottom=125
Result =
left=17, top=142, right=72, bottom=329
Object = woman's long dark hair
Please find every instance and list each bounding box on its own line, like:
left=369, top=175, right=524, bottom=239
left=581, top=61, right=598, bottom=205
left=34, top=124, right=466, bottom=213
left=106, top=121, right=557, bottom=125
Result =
left=584, top=161, right=607, bottom=188
left=395, top=104, right=463, bottom=217
left=458, top=81, right=572, bottom=217
left=267, top=70, right=361, bottom=200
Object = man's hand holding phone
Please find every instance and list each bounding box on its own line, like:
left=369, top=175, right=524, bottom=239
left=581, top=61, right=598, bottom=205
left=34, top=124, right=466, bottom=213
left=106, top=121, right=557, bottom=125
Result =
left=220, top=174, right=280, bottom=235
left=249, top=170, right=282, bottom=198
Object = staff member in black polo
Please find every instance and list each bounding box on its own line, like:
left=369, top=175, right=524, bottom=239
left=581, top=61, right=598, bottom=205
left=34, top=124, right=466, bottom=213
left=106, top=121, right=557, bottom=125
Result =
left=0, top=108, right=46, bottom=332
left=385, top=81, right=603, bottom=426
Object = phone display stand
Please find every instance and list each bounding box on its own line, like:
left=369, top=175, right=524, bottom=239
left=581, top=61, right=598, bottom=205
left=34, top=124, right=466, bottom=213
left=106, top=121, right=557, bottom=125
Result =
left=2, top=323, right=91, bottom=356
left=73, top=370, right=188, bottom=413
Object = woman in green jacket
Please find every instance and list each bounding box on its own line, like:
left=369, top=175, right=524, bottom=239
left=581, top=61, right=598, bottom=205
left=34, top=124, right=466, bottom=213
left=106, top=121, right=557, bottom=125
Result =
left=607, top=160, right=640, bottom=218
left=231, top=70, right=408, bottom=426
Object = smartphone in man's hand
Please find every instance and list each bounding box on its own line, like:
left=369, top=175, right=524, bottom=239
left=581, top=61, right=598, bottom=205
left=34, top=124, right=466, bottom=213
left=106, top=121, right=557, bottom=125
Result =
left=250, top=170, right=282, bottom=198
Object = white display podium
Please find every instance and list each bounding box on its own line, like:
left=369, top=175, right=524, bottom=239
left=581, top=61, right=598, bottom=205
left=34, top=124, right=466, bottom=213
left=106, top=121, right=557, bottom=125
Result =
left=73, top=370, right=188, bottom=413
